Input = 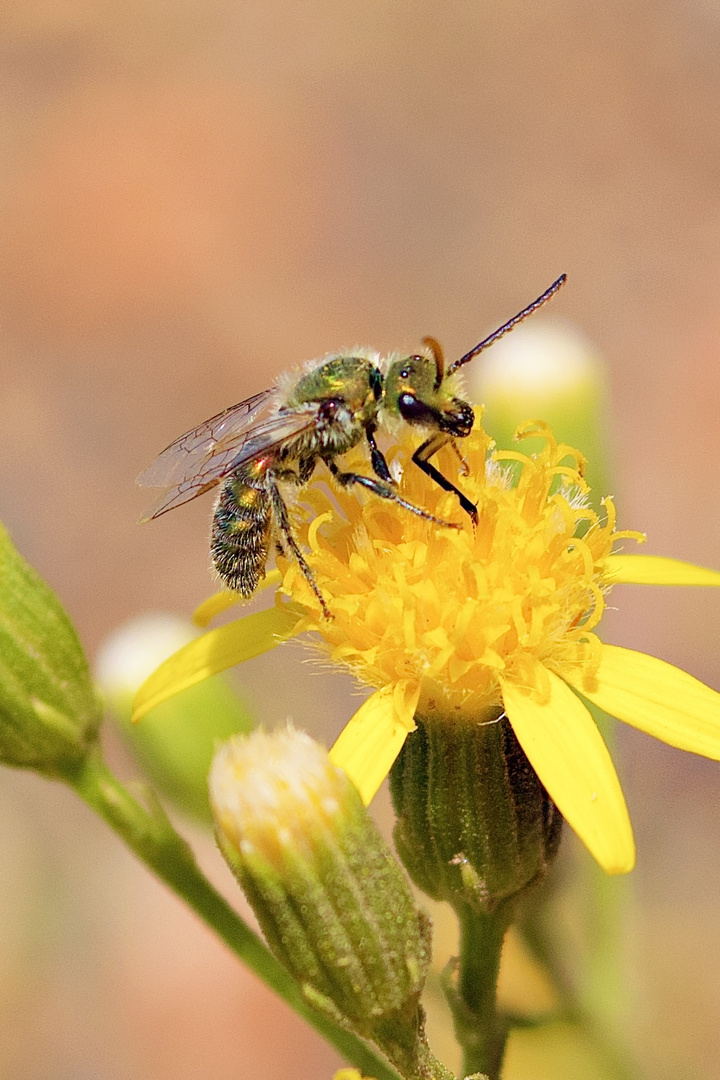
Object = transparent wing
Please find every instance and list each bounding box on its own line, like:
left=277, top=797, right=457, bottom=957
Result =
left=138, top=402, right=320, bottom=521
left=138, top=389, right=275, bottom=489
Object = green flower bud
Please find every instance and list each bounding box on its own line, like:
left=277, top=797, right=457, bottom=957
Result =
left=390, top=712, right=562, bottom=914
left=0, top=522, right=101, bottom=775
left=96, top=615, right=254, bottom=823
left=210, top=729, right=436, bottom=1070
left=469, top=321, right=609, bottom=498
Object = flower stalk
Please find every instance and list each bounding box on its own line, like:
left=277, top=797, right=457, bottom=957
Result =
left=448, top=903, right=514, bottom=1079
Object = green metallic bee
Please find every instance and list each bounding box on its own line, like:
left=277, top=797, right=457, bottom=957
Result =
left=138, top=275, right=565, bottom=617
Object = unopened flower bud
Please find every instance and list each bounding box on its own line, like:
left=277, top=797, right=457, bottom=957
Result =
left=210, top=729, right=431, bottom=1052
left=470, top=321, right=609, bottom=496
left=96, top=614, right=253, bottom=822
left=0, top=523, right=101, bottom=776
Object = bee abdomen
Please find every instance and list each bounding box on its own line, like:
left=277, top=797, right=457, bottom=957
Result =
left=211, top=474, right=271, bottom=598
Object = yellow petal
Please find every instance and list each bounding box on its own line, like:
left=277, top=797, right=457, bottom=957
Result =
left=132, top=605, right=301, bottom=722
left=605, top=554, right=720, bottom=587
left=329, top=681, right=421, bottom=805
left=501, top=665, right=635, bottom=874
left=192, top=591, right=240, bottom=628
left=193, top=570, right=283, bottom=627
left=568, top=643, right=720, bottom=760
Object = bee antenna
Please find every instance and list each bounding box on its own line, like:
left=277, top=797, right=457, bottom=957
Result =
left=421, top=335, right=445, bottom=389
left=447, top=273, right=567, bottom=376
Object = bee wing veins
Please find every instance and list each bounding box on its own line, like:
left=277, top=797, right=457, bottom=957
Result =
left=138, top=406, right=320, bottom=521
left=136, top=387, right=276, bottom=489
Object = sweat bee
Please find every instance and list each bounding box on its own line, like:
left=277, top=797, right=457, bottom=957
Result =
left=138, top=274, right=566, bottom=618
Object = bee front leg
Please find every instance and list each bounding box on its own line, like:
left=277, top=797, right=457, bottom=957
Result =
left=366, top=425, right=393, bottom=483
left=327, top=461, right=460, bottom=529
left=268, top=477, right=332, bottom=620
left=412, top=434, right=478, bottom=526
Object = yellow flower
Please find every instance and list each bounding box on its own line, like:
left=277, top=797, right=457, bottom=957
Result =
left=133, top=415, right=720, bottom=876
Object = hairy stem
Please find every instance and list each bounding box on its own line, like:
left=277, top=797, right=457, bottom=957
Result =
left=446, top=902, right=513, bottom=1080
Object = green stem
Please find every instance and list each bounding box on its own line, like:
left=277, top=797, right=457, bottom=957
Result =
left=371, top=1008, right=456, bottom=1080
left=448, top=902, right=513, bottom=1080
left=66, top=748, right=400, bottom=1080
left=519, top=883, right=638, bottom=1080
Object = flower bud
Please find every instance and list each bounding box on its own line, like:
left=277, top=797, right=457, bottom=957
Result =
left=0, top=523, right=101, bottom=775
left=390, top=712, right=562, bottom=913
left=210, top=729, right=431, bottom=1046
left=469, top=321, right=609, bottom=496
left=96, top=614, right=254, bottom=822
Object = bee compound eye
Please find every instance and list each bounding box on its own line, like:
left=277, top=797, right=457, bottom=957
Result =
left=398, top=392, right=434, bottom=423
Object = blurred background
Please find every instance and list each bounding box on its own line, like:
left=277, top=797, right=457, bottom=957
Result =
left=2, top=1, right=720, bottom=1077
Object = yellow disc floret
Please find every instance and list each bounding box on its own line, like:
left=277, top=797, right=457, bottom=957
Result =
left=280, top=414, right=640, bottom=719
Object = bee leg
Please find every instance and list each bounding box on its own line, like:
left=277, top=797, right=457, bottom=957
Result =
left=412, top=435, right=479, bottom=526
left=297, top=456, right=316, bottom=484
left=273, top=456, right=316, bottom=489
left=327, top=462, right=461, bottom=529
left=268, top=478, right=332, bottom=620
left=366, top=425, right=393, bottom=483
left=450, top=440, right=470, bottom=477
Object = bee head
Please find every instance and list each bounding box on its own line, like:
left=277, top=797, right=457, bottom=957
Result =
left=383, top=349, right=474, bottom=437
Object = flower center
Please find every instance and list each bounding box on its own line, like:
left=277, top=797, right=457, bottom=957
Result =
left=280, top=418, right=633, bottom=716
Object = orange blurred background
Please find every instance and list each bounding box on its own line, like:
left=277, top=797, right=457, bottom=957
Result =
left=2, top=2, right=720, bottom=1077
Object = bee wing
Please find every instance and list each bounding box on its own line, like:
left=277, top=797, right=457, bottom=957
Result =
left=138, top=402, right=320, bottom=521
left=137, top=388, right=275, bottom=490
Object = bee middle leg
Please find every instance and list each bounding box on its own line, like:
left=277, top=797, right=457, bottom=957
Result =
left=268, top=477, right=332, bottom=620
left=327, top=461, right=460, bottom=528
left=412, top=434, right=479, bottom=526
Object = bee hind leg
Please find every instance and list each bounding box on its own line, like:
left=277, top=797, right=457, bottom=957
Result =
left=327, top=461, right=461, bottom=529
left=268, top=479, right=332, bottom=620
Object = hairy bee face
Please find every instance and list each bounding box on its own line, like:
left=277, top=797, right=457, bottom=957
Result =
left=383, top=354, right=437, bottom=418
left=382, top=353, right=474, bottom=438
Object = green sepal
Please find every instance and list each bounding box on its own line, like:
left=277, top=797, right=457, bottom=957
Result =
left=390, top=712, right=563, bottom=913
left=0, top=522, right=101, bottom=775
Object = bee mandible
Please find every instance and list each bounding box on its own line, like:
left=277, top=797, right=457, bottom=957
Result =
left=138, top=275, right=566, bottom=618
